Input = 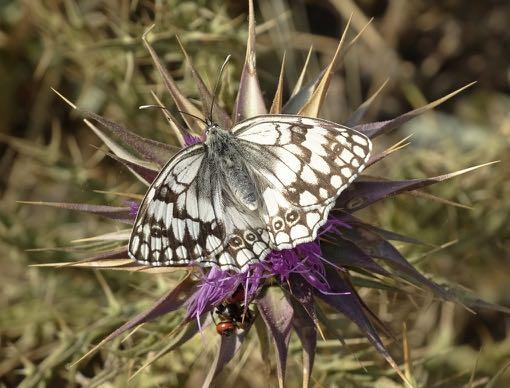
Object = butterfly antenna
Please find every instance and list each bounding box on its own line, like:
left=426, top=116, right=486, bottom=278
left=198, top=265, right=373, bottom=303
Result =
left=208, top=54, right=232, bottom=123
left=176, top=110, right=208, bottom=125
left=139, top=104, right=208, bottom=125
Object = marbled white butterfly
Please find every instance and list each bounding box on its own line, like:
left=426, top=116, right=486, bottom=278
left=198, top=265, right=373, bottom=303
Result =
left=128, top=114, right=372, bottom=271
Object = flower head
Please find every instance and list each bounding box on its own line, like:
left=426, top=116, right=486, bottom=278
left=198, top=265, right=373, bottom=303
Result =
left=32, top=2, right=501, bottom=386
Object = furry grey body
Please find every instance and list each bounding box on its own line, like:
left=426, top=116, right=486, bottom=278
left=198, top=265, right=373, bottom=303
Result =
left=205, top=125, right=259, bottom=211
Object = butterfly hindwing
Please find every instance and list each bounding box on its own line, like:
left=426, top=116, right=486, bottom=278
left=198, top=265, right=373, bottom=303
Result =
left=215, top=205, right=271, bottom=270
left=257, top=187, right=333, bottom=250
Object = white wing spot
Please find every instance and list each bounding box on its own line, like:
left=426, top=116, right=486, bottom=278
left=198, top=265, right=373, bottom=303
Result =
left=219, top=252, right=234, bottom=266
left=172, top=218, right=186, bottom=242
left=142, top=223, right=150, bottom=236
left=240, top=124, right=278, bottom=144
left=236, top=249, right=254, bottom=267
left=290, top=224, right=309, bottom=240
left=152, top=237, right=161, bottom=252
left=353, top=145, right=365, bottom=158
left=206, top=235, right=221, bottom=252
left=306, top=212, right=321, bottom=228
left=301, top=117, right=318, bottom=126
left=263, top=188, right=288, bottom=216
left=274, top=161, right=298, bottom=185
left=301, top=164, right=318, bottom=185
left=284, top=143, right=304, bottom=157
left=279, top=127, right=292, bottom=143
left=299, top=190, right=317, bottom=206
left=339, top=148, right=354, bottom=163
left=330, top=175, right=342, bottom=187
left=198, top=198, right=215, bottom=222
left=341, top=167, right=353, bottom=178
left=141, top=243, right=149, bottom=259
left=309, top=153, right=330, bottom=174
left=252, top=241, right=268, bottom=255
left=275, top=232, right=290, bottom=245
left=335, top=135, right=348, bottom=146
left=176, top=245, right=188, bottom=259
left=176, top=193, right=186, bottom=210
left=352, top=134, right=367, bottom=145
left=275, top=148, right=302, bottom=173
left=186, top=219, right=200, bottom=239
left=260, top=229, right=270, bottom=243
left=164, top=247, right=173, bottom=260
left=303, top=138, right=327, bottom=157
left=164, top=203, right=174, bottom=226
left=131, top=235, right=140, bottom=252
left=185, top=191, right=199, bottom=218
left=193, top=244, right=202, bottom=256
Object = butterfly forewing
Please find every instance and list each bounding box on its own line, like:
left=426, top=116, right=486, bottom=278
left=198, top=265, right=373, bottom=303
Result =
left=233, top=115, right=371, bottom=207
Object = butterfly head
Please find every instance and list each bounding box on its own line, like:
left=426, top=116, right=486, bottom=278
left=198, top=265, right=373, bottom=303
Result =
left=205, top=120, right=219, bottom=135
left=204, top=122, right=230, bottom=146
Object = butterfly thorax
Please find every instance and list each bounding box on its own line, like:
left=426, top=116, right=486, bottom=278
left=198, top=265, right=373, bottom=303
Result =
left=205, top=125, right=259, bottom=211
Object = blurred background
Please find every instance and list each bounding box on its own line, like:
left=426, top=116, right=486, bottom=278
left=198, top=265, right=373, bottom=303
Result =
left=1, top=0, right=509, bottom=386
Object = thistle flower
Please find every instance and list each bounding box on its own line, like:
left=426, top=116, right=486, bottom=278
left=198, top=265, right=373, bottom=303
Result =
left=29, top=2, right=505, bottom=387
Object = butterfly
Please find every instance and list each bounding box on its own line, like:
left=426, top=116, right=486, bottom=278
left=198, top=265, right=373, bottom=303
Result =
left=128, top=114, right=372, bottom=271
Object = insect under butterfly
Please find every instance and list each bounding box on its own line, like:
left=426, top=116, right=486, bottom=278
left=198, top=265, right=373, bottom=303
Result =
left=128, top=58, right=372, bottom=271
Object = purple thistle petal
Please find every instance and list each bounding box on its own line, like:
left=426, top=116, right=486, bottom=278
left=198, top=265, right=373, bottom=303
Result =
left=125, top=201, right=140, bottom=217
left=185, top=215, right=354, bottom=319
left=184, top=132, right=203, bottom=146
left=260, top=216, right=354, bottom=294
left=185, top=266, right=263, bottom=320
left=262, top=242, right=331, bottom=294
left=185, top=222, right=348, bottom=319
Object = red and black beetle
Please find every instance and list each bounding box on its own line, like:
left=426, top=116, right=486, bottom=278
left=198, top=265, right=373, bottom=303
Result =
left=214, top=286, right=254, bottom=337
left=215, top=320, right=236, bottom=336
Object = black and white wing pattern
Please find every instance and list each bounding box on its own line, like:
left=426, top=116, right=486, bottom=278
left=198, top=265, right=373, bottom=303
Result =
left=128, top=144, right=225, bottom=266
left=129, top=114, right=371, bottom=271
left=233, top=114, right=372, bottom=250
left=128, top=143, right=271, bottom=270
